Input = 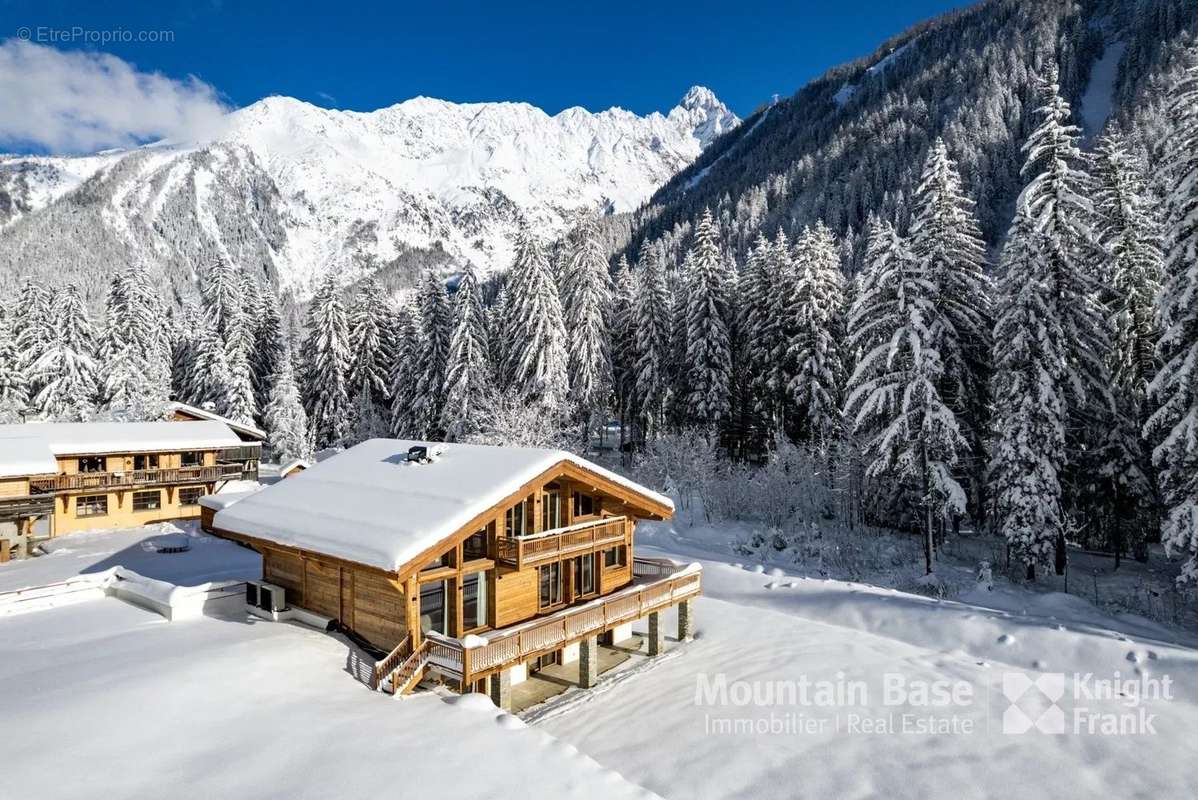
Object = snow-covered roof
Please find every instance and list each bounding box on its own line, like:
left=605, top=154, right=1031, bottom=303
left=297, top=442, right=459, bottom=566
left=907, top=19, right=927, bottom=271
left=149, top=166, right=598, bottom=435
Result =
left=0, top=436, right=59, bottom=478
left=168, top=402, right=267, bottom=441
left=0, top=421, right=243, bottom=460
left=279, top=458, right=311, bottom=476
left=213, top=439, right=673, bottom=573
left=199, top=490, right=260, bottom=511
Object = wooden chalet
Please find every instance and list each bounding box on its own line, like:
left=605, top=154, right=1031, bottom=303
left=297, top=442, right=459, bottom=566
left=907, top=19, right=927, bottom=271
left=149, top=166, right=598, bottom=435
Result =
left=0, top=421, right=260, bottom=559
left=202, top=439, right=700, bottom=707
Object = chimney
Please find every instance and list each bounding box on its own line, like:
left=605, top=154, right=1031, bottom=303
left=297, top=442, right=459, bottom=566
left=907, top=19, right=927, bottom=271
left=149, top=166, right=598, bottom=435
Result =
left=407, top=445, right=429, bottom=463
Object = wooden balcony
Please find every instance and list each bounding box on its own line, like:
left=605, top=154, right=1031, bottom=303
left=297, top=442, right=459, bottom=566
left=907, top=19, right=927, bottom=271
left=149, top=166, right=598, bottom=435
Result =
left=377, top=566, right=702, bottom=688
left=28, top=463, right=247, bottom=494
left=495, top=516, right=628, bottom=569
left=0, top=494, right=55, bottom=521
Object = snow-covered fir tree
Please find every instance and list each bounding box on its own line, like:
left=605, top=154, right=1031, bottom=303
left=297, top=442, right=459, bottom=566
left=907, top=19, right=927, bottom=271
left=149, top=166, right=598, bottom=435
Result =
left=14, top=281, right=54, bottom=403
left=224, top=339, right=258, bottom=426
left=684, top=209, right=732, bottom=427
left=201, top=256, right=245, bottom=340
left=766, top=229, right=798, bottom=434
left=347, top=278, right=394, bottom=420
left=188, top=312, right=234, bottom=413
left=264, top=338, right=313, bottom=464
left=633, top=240, right=672, bottom=438
left=0, top=310, right=29, bottom=422
left=907, top=138, right=993, bottom=516
left=609, top=255, right=639, bottom=446
left=990, top=210, right=1068, bottom=579
left=31, top=286, right=99, bottom=422
left=560, top=214, right=613, bottom=432
left=388, top=303, right=426, bottom=439
left=412, top=271, right=453, bottom=438
left=784, top=222, right=846, bottom=449
left=502, top=229, right=569, bottom=410
left=249, top=281, right=285, bottom=418
left=1146, top=52, right=1198, bottom=584
left=301, top=273, right=351, bottom=448
left=441, top=267, right=493, bottom=440
left=736, top=232, right=776, bottom=437
left=844, top=221, right=967, bottom=573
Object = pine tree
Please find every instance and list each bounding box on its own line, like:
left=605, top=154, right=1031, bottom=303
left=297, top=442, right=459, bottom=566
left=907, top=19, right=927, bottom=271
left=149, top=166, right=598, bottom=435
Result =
left=685, top=209, right=732, bottom=426
left=0, top=310, right=29, bottom=422
left=845, top=222, right=967, bottom=573
left=633, top=241, right=672, bottom=439
left=15, top=281, right=54, bottom=402
left=224, top=340, right=258, bottom=425
left=560, top=214, right=613, bottom=431
left=410, top=271, right=453, bottom=438
left=441, top=267, right=493, bottom=440
left=389, top=304, right=426, bottom=439
left=348, top=278, right=394, bottom=417
left=766, top=229, right=797, bottom=433
left=265, top=338, right=313, bottom=463
left=737, top=232, right=776, bottom=439
left=990, top=211, right=1068, bottom=578
left=1146, top=52, right=1198, bottom=584
left=610, top=255, right=639, bottom=449
left=785, top=222, right=846, bottom=449
left=250, top=282, right=285, bottom=418
left=301, top=273, right=351, bottom=448
left=31, top=286, right=99, bottom=421
left=201, top=256, right=244, bottom=340
left=908, top=139, right=994, bottom=520
left=189, top=312, right=234, bottom=412
left=502, top=229, right=569, bottom=410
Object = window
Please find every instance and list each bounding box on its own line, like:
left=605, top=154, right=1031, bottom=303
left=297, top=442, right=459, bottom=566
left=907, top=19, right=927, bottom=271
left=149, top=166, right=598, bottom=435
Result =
left=542, top=484, right=561, bottom=531
left=462, top=571, right=488, bottom=630
left=604, top=545, right=626, bottom=568
left=132, top=490, right=161, bottom=511
left=76, top=494, right=108, bottom=518
left=538, top=562, right=563, bottom=609
left=505, top=496, right=533, bottom=537
left=78, top=456, right=105, bottom=474
left=422, top=552, right=452, bottom=571
left=463, top=529, right=488, bottom=561
left=133, top=454, right=159, bottom=471
left=573, top=554, right=596, bottom=596
left=180, top=451, right=203, bottom=467
left=572, top=492, right=596, bottom=517
left=419, top=581, right=447, bottom=635
left=179, top=487, right=204, bottom=506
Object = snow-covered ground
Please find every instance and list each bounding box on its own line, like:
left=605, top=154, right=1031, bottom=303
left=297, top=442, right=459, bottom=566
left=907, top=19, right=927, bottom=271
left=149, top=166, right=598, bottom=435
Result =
left=2, top=511, right=1195, bottom=799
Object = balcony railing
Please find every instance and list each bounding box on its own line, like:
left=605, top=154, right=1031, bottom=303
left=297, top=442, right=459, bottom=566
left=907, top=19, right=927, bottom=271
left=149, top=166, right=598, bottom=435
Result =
left=433, top=566, right=701, bottom=684
left=495, top=516, right=628, bottom=569
left=28, top=463, right=247, bottom=494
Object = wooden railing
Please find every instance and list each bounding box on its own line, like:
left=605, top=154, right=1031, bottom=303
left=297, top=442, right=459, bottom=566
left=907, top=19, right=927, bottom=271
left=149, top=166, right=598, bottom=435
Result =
left=371, top=635, right=411, bottom=690
left=218, top=445, right=262, bottom=462
left=632, top=557, right=681, bottom=579
left=495, top=516, right=627, bottom=569
left=28, top=463, right=246, bottom=494
left=459, top=568, right=701, bottom=682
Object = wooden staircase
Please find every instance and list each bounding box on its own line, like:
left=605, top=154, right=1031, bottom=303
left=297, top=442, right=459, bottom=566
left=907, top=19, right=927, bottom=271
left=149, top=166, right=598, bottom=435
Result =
left=372, top=636, right=431, bottom=696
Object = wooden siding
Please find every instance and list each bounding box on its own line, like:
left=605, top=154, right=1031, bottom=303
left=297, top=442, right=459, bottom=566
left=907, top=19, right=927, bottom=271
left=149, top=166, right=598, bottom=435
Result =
left=494, top=565, right=539, bottom=628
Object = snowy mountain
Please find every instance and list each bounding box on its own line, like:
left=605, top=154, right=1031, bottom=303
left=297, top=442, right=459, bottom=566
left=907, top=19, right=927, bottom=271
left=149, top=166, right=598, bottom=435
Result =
left=0, top=87, right=737, bottom=302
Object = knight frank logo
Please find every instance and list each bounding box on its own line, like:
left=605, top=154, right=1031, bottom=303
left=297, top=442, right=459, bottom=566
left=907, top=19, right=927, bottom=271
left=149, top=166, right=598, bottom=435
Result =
left=1001, top=672, right=1066, bottom=734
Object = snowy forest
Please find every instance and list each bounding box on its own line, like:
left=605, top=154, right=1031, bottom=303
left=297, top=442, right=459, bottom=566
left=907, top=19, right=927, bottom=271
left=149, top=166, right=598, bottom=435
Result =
left=2, top=40, right=1198, bottom=596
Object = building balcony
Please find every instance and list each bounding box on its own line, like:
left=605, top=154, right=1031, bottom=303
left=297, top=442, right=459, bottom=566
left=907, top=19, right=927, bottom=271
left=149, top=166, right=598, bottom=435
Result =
left=494, top=515, right=628, bottom=570
left=28, top=463, right=249, bottom=494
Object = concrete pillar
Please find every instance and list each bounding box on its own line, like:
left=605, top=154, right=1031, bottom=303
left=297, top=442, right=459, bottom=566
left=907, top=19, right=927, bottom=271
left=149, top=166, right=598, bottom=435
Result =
left=678, top=598, right=695, bottom=642
left=579, top=635, right=599, bottom=689
left=489, top=668, right=512, bottom=712
left=648, top=611, right=663, bottom=656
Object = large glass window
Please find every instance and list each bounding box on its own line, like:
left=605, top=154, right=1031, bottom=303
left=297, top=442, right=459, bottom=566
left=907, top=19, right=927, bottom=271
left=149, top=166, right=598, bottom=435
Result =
left=419, top=581, right=447, bottom=635
left=78, top=456, right=105, bottom=474
left=572, top=492, right=596, bottom=518
left=542, top=484, right=561, bottom=531
left=180, top=451, right=203, bottom=467
left=505, top=496, right=533, bottom=537
left=462, top=571, right=488, bottom=630
left=463, top=529, right=488, bottom=561
left=179, top=487, right=204, bottom=506
left=574, top=554, right=596, bottom=596
left=538, top=563, right=562, bottom=609
left=132, top=490, right=161, bottom=511
left=604, top=545, right=626, bottom=568
left=76, top=494, right=108, bottom=518
left=133, top=454, right=159, bottom=471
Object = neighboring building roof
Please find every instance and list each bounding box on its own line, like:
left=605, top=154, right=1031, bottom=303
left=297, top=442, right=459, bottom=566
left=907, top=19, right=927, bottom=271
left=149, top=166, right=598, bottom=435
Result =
left=0, top=421, right=243, bottom=461
left=167, top=402, right=267, bottom=441
left=0, top=436, right=59, bottom=478
left=213, top=439, right=674, bottom=573
left=279, top=459, right=311, bottom=477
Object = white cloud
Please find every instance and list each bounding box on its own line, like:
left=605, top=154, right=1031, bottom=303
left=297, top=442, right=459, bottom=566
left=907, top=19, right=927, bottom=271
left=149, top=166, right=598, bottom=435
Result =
left=0, top=40, right=230, bottom=153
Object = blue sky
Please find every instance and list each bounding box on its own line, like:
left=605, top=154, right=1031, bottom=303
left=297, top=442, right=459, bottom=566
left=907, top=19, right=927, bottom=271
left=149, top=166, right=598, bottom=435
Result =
left=4, top=0, right=968, bottom=117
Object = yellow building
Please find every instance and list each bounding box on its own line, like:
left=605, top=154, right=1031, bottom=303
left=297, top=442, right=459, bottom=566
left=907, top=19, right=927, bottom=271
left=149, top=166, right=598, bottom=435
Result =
left=0, top=421, right=259, bottom=551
